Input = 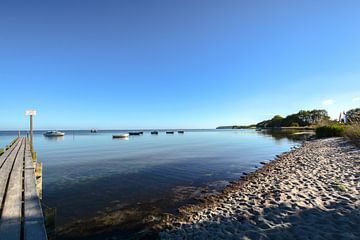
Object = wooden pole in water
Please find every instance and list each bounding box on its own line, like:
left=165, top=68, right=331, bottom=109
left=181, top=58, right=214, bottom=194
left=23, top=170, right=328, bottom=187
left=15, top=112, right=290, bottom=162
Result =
left=30, top=114, right=33, bottom=152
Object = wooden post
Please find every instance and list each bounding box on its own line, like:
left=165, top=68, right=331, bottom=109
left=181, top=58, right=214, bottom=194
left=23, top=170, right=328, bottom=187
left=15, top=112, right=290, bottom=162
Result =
left=30, top=115, right=33, bottom=152
left=26, top=109, right=37, bottom=160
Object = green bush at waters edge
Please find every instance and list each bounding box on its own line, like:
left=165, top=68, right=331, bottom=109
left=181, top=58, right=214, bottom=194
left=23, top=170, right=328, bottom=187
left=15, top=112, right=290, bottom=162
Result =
left=315, top=124, right=360, bottom=147
left=344, top=124, right=360, bottom=147
left=315, top=124, right=345, bottom=138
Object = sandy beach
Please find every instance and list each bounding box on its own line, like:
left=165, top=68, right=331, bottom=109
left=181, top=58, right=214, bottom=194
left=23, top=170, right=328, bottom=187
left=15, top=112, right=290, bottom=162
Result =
left=160, top=137, right=360, bottom=239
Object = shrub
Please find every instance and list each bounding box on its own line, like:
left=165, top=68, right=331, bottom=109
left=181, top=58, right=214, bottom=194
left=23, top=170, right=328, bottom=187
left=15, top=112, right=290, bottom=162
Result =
left=290, top=122, right=300, bottom=127
left=316, top=124, right=345, bottom=138
left=344, top=124, right=360, bottom=147
left=346, top=108, right=360, bottom=123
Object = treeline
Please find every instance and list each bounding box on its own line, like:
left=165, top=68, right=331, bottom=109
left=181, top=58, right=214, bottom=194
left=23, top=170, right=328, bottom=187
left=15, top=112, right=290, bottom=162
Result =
left=256, top=109, right=330, bottom=128
left=217, top=108, right=360, bottom=129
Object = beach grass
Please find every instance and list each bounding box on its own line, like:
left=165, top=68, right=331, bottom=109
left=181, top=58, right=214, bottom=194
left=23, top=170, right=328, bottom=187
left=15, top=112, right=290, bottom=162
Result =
left=333, top=179, right=347, bottom=191
left=344, top=124, right=360, bottom=147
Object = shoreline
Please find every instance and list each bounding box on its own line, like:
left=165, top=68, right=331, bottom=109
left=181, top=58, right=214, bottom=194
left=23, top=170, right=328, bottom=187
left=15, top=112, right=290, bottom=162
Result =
left=159, top=137, right=360, bottom=239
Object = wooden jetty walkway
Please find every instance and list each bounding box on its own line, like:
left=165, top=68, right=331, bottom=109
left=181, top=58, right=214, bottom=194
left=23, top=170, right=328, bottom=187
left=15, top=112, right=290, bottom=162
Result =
left=0, top=137, right=47, bottom=240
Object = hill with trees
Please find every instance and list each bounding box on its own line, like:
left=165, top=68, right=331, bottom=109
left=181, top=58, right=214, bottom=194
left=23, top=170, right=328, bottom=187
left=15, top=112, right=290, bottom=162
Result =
left=256, top=110, right=330, bottom=128
left=217, top=108, right=360, bottom=129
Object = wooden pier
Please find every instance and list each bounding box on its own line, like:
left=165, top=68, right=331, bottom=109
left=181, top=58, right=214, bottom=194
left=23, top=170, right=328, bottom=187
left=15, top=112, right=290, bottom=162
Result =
left=0, top=137, right=47, bottom=240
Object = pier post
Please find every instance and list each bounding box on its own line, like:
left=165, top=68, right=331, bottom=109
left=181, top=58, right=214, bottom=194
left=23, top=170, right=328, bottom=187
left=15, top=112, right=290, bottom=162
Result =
left=30, top=114, right=33, bottom=151
left=26, top=109, right=37, bottom=160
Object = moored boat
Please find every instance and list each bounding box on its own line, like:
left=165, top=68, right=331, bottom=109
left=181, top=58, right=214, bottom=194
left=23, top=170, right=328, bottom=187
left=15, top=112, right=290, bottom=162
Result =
left=166, top=131, right=174, bottom=134
left=113, top=134, right=129, bottom=139
left=129, top=132, right=142, bottom=136
left=151, top=131, right=159, bottom=135
left=90, top=129, right=97, bottom=133
left=178, top=130, right=184, bottom=134
left=44, top=131, right=65, bottom=137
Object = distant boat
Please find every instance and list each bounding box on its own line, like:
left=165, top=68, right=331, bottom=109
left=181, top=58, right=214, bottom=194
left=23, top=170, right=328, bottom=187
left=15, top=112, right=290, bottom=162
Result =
left=44, top=131, right=65, bottom=137
left=90, top=129, right=97, bottom=133
left=139, top=131, right=144, bottom=135
left=151, top=131, right=159, bottom=135
left=178, top=130, right=184, bottom=134
left=166, top=131, right=174, bottom=134
left=113, top=134, right=129, bottom=139
left=129, top=132, right=142, bottom=136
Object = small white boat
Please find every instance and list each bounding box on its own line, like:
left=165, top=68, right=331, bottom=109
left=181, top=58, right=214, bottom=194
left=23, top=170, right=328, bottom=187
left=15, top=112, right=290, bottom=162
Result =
left=44, top=131, right=65, bottom=137
left=113, top=134, right=129, bottom=139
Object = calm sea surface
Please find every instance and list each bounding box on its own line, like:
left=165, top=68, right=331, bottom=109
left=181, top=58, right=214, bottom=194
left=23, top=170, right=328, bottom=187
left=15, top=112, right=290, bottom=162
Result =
left=0, top=129, right=305, bottom=239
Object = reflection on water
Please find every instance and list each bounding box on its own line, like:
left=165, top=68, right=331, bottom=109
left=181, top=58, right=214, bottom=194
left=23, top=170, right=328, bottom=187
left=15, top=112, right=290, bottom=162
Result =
left=258, top=129, right=315, bottom=141
left=112, top=138, right=129, bottom=141
left=44, top=136, right=65, bottom=142
left=0, top=129, right=304, bottom=239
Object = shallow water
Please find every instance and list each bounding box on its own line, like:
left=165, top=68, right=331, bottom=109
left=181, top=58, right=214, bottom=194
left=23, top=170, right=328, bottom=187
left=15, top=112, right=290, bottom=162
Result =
left=0, top=129, right=306, bottom=239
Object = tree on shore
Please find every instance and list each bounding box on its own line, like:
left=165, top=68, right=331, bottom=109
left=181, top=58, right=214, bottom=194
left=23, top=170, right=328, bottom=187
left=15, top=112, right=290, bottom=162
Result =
left=256, top=109, right=330, bottom=128
left=346, top=108, right=360, bottom=123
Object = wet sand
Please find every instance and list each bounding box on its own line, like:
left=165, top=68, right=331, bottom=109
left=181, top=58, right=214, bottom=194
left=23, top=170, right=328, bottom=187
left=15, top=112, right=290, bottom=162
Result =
left=160, top=138, right=360, bottom=239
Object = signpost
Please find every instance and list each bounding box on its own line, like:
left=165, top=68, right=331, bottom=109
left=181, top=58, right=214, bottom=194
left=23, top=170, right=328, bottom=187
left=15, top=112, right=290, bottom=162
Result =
left=26, top=109, right=37, bottom=159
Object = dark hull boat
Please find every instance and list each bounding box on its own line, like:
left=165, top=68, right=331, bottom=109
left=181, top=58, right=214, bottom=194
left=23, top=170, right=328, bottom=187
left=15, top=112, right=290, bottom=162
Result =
left=151, top=131, right=159, bottom=135
left=166, top=131, right=174, bottom=134
left=129, top=132, right=142, bottom=136
left=178, top=131, right=184, bottom=134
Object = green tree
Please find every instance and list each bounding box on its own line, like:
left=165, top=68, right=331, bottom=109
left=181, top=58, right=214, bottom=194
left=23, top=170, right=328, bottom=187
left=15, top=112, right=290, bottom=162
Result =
left=346, top=108, right=360, bottom=123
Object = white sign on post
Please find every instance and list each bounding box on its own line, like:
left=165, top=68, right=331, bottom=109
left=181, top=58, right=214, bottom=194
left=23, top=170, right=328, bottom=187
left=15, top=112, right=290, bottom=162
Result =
left=26, top=109, right=37, bottom=116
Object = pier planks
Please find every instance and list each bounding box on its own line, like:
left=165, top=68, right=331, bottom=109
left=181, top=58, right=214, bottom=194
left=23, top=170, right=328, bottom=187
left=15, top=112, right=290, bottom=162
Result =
left=0, top=137, right=47, bottom=240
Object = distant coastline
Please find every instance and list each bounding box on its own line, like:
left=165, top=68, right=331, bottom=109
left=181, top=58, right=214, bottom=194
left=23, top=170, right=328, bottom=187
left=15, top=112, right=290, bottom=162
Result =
left=216, top=126, right=315, bottom=130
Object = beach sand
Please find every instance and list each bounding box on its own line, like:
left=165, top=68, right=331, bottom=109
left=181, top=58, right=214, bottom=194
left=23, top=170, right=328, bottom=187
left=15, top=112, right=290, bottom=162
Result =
left=159, top=138, right=360, bottom=239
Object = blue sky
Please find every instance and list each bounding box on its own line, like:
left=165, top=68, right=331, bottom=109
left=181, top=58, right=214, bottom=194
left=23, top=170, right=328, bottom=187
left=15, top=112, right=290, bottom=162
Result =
left=1, top=0, right=359, bottom=130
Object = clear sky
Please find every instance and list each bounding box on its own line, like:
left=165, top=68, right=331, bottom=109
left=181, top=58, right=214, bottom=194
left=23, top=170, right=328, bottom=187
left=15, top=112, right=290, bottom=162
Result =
left=1, top=0, right=359, bottom=130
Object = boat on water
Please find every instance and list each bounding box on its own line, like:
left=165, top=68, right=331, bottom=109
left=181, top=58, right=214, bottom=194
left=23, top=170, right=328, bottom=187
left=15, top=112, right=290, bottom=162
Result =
left=178, top=130, right=184, bottom=134
left=129, top=132, right=142, bottom=136
left=44, top=131, right=65, bottom=137
left=166, top=131, right=174, bottom=134
left=90, top=129, right=97, bottom=133
left=113, top=134, right=129, bottom=139
left=151, top=131, right=159, bottom=135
